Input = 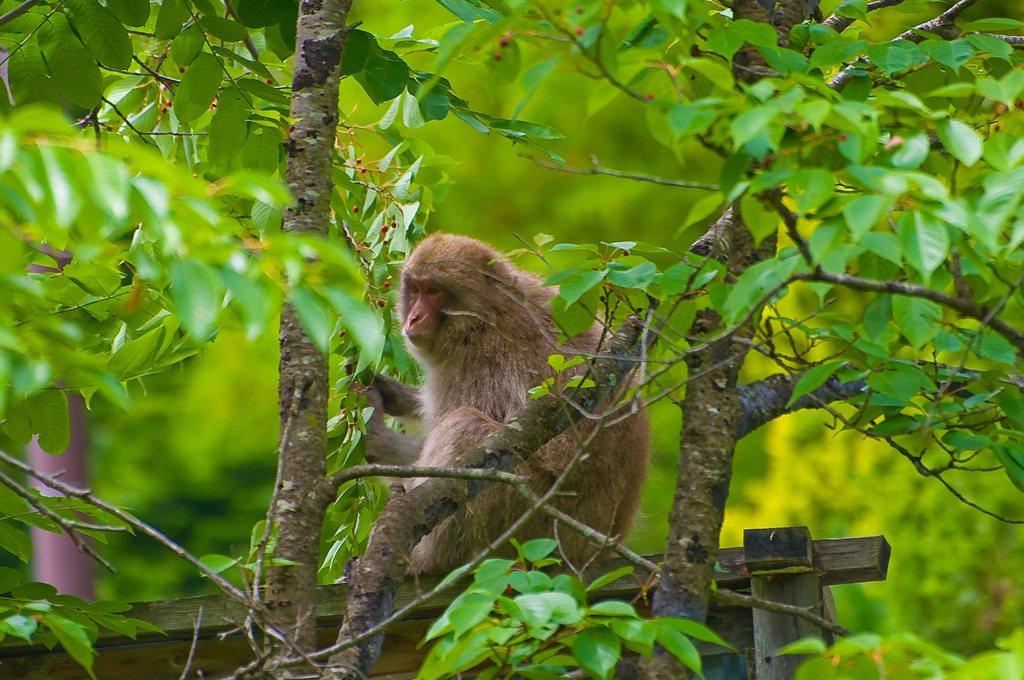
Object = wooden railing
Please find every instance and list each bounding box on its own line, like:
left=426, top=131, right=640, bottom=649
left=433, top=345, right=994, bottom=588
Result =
left=0, top=528, right=890, bottom=680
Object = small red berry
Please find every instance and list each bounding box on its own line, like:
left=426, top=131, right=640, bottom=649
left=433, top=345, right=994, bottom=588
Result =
left=161, top=107, right=167, bottom=113
left=494, top=52, right=502, bottom=61
left=266, top=79, right=273, bottom=84
left=383, top=281, right=391, bottom=287
left=390, top=220, right=396, bottom=228
left=359, top=166, right=367, bottom=173
left=500, top=37, right=510, bottom=47
left=338, top=330, right=345, bottom=337
left=622, top=250, right=629, bottom=256
left=645, top=94, right=654, bottom=101
left=839, top=133, right=848, bottom=141
left=179, top=67, right=185, bottom=73
left=378, top=300, right=386, bottom=307
left=575, top=26, right=584, bottom=36
left=381, top=225, right=388, bottom=234
left=352, top=206, right=359, bottom=213
left=576, top=6, right=584, bottom=13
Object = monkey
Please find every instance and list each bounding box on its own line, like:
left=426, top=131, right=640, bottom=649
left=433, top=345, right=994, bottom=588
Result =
left=365, top=233, right=650, bottom=575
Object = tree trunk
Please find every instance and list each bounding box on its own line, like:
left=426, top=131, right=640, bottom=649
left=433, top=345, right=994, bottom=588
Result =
left=266, top=0, right=354, bottom=661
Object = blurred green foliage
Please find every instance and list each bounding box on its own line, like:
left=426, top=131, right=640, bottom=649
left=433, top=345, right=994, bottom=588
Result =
left=0, top=0, right=1021, bottom=664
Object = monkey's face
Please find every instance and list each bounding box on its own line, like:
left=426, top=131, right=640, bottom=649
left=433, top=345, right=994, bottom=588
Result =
left=401, top=276, right=445, bottom=349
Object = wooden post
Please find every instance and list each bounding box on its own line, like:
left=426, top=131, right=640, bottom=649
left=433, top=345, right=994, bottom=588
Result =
left=745, top=527, right=833, bottom=680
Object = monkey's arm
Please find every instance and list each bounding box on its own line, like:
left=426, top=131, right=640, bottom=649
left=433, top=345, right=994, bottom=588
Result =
left=372, top=373, right=421, bottom=419
left=364, top=381, right=423, bottom=465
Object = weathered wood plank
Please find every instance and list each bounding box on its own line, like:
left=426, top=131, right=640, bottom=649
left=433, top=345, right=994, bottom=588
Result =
left=0, top=535, right=890, bottom=679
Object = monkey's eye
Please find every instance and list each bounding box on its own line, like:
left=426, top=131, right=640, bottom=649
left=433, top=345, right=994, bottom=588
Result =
left=426, top=286, right=441, bottom=296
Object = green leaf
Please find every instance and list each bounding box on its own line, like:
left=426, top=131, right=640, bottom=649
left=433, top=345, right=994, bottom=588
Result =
left=889, top=132, right=929, bottom=169
left=171, top=24, right=205, bottom=66
left=200, top=17, right=247, bottom=42
left=449, top=592, right=495, bottom=639
left=607, top=262, right=658, bottom=291
left=169, top=259, right=223, bottom=340
left=37, top=13, right=103, bottom=108
left=1, top=614, right=38, bottom=642
left=555, top=270, right=606, bottom=305
left=571, top=626, right=621, bottom=680
left=323, top=287, right=385, bottom=373
left=356, top=49, right=411, bottom=104
left=787, top=361, right=845, bottom=407
left=28, top=390, right=70, bottom=454
left=107, top=327, right=164, bottom=379
left=657, top=617, right=733, bottom=648
left=5, top=38, right=60, bottom=107
left=199, top=554, right=239, bottom=574
left=235, top=0, right=290, bottom=28
left=862, top=295, right=892, bottom=341
left=42, top=613, right=97, bottom=679
left=835, top=0, right=867, bottom=21
left=655, top=625, right=702, bottom=675
left=923, top=39, right=975, bottom=70
left=222, top=268, right=271, bottom=339
left=521, top=538, right=557, bottom=563
left=240, top=126, right=283, bottom=174
left=66, top=0, right=133, bottom=70
left=341, top=29, right=372, bottom=76
left=208, top=90, right=249, bottom=165
left=777, top=636, right=829, bottom=655
left=0, top=521, right=33, bottom=563
left=898, top=212, right=949, bottom=278
left=154, top=0, right=190, bottom=40
left=788, top=168, right=835, bottom=215
left=588, top=600, right=638, bottom=617
left=289, top=287, right=330, bottom=355
left=844, top=195, right=890, bottom=240
left=587, top=565, right=634, bottom=591
left=174, top=52, right=222, bottom=123
left=992, top=444, right=1024, bottom=493
left=106, top=0, right=149, bottom=26
left=866, top=39, right=926, bottom=75
left=892, top=296, right=942, bottom=349
left=731, top=106, right=776, bottom=147
left=937, top=120, right=983, bottom=167
left=236, top=77, right=289, bottom=105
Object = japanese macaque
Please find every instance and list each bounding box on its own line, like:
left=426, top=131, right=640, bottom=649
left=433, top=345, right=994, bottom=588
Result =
left=366, top=233, right=650, bottom=574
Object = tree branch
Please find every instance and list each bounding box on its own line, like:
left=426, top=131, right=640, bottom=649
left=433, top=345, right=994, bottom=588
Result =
left=791, top=270, right=1024, bottom=355
left=738, top=373, right=868, bottom=438
left=822, top=0, right=910, bottom=33
left=715, top=588, right=850, bottom=637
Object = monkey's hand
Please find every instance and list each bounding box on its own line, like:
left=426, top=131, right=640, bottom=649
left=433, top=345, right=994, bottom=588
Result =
left=371, top=373, right=421, bottom=419
left=362, top=382, right=423, bottom=466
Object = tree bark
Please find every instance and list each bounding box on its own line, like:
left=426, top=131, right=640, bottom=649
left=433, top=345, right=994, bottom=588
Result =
left=267, top=0, right=353, bottom=661
left=645, top=214, right=776, bottom=679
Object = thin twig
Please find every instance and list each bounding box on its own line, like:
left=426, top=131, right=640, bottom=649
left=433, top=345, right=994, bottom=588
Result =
left=0, top=0, right=42, bottom=29
left=715, top=588, right=850, bottom=637
left=528, top=154, right=718, bottom=190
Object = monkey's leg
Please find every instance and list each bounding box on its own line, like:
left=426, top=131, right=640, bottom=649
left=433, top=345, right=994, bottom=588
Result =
left=408, top=406, right=500, bottom=574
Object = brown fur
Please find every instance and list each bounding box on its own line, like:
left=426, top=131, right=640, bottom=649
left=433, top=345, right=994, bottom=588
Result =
left=368, top=233, right=650, bottom=574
